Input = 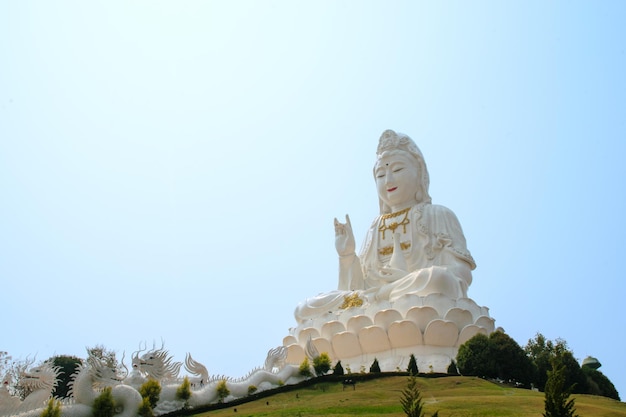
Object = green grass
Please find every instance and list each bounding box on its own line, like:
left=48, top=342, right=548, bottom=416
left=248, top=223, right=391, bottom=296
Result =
left=185, top=375, right=626, bottom=417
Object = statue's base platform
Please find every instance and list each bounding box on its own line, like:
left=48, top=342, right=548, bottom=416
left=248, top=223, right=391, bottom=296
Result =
left=283, top=293, right=498, bottom=372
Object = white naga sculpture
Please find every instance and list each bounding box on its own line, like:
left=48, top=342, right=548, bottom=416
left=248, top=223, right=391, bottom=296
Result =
left=283, top=129, right=497, bottom=372
left=1, top=345, right=300, bottom=417
left=122, top=343, right=300, bottom=416
left=0, top=360, right=60, bottom=417
left=66, top=353, right=142, bottom=417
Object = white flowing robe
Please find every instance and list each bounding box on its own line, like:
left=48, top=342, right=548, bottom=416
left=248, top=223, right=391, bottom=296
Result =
left=294, top=202, right=475, bottom=322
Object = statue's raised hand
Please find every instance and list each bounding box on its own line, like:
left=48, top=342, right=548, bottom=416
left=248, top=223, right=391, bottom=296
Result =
left=334, top=214, right=356, bottom=257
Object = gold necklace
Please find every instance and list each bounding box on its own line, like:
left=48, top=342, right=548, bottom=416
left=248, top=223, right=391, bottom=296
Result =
left=378, top=207, right=411, bottom=240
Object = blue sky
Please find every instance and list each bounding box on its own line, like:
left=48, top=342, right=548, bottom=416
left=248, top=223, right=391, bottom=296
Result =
left=1, top=1, right=625, bottom=399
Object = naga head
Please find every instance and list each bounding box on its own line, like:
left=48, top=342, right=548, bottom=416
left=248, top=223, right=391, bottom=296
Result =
left=85, top=351, right=125, bottom=387
left=133, top=342, right=181, bottom=381
left=20, top=360, right=60, bottom=392
left=2, top=372, right=12, bottom=389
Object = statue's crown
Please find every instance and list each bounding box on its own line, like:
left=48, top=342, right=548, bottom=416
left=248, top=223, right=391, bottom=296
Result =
left=376, top=129, right=420, bottom=157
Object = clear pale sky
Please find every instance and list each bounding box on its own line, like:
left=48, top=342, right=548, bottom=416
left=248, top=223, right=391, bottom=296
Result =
left=2, top=1, right=625, bottom=400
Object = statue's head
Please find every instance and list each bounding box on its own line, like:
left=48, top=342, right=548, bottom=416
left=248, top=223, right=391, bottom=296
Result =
left=374, top=129, right=431, bottom=214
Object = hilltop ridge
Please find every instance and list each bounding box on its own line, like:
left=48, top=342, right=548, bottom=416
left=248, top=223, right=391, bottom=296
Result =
left=179, top=375, right=626, bottom=417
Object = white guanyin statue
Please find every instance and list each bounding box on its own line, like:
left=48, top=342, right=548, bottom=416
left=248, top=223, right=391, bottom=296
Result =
left=0, top=130, right=498, bottom=417
left=283, top=129, right=497, bottom=372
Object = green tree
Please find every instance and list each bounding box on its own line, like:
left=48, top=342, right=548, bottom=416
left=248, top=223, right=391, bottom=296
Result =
left=400, top=376, right=439, bottom=417
left=526, top=333, right=554, bottom=390
left=457, top=333, right=492, bottom=377
left=176, top=376, right=192, bottom=403
left=525, top=334, right=589, bottom=394
left=313, top=353, right=332, bottom=376
left=543, top=354, right=579, bottom=417
left=407, top=354, right=419, bottom=376
left=93, top=386, right=116, bottom=417
left=400, top=376, right=424, bottom=417
left=299, top=357, right=313, bottom=377
left=139, top=379, right=161, bottom=409
left=50, top=355, right=82, bottom=398
left=581, top=366, right=620, bottom=401
left=333, top=360, right=344, bottom=376
left=40, top=398, right=61, bottom=417
left=488, top=331, right=534, bottom=385
left=216, top=380, right=230, bottom=403
left=370, top=358, right=381, bottom=373
left=559, top=350, right=588, bottom=394
left=457, top=331, right=533, bottom=386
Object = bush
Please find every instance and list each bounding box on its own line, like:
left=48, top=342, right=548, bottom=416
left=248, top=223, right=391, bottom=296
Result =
left=139, top=379, right=161, bottom=409
left=313, top=353, right=332, bottom=376
left=93, top=387, right=115, bottom=417
left=247, top=385, right=257, bottom=395
left=370, top=358, right=381, bottom=373
left=299, top=357, right=313, bottom=377
left=40, top=398, right=61, bottom=417
left=176, top=376, right=191, bottom=402
left=447, top=360, right=458, bottom=375
left=138, top=397, right=154, bottom=417
left=407, top=354, right=419, bottom=376
left=333, top=360, right=344, bottom=376
left=216, top=380, right=230, bottom=403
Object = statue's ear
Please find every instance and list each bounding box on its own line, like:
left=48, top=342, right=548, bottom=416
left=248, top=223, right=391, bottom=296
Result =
left=415, top=189, right=422, bottom=204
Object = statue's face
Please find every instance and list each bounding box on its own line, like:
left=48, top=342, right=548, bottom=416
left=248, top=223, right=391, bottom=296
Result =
left=375, top=152, right=420, bottom=210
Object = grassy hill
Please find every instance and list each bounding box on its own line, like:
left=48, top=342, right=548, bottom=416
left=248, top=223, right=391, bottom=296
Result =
left=183, top=375, right=626, bottom=417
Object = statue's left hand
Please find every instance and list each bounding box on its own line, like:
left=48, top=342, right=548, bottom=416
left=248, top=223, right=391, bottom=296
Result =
left=334, top=214, right=356, bottom=257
